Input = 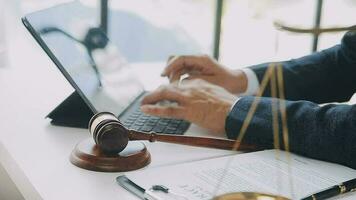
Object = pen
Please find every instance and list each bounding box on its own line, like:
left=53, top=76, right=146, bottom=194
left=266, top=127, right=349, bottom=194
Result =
left=301, top=178, right=356, bottom=200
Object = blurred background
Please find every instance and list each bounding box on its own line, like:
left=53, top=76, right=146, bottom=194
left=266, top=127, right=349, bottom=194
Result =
left=2, top=0, right=356, bottom=68
left=0, top=0, right=355, bottom=199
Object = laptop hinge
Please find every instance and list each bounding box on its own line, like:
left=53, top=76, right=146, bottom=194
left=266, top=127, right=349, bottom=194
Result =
left=46, top=91, right=94, bottom=129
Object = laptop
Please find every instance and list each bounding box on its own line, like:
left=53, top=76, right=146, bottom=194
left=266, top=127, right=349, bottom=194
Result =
left=22, top=2, right=190, bottom=135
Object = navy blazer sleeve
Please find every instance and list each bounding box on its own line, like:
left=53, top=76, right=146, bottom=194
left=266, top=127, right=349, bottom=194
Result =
left=225, top=31, right=356, bottom=169
left=251, top=31, right=356, bottom=103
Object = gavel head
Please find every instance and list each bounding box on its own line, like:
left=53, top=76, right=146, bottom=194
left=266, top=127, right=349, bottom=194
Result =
left=89, top=112, right=129, bottom=154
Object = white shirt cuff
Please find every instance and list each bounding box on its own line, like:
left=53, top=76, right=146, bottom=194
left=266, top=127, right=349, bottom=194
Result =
left=230, top=68, right=260, bottom=111
left=230, top=97, right=241, bottom=111
left=240, top=68, right=259, bottom=96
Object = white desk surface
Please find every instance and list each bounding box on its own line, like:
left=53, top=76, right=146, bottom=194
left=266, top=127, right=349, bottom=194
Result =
left=0, top=11, right=236, bottom=200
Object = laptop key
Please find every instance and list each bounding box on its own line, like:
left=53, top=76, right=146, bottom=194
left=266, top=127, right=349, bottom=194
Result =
left=164, top=128, right=178, bottom=134
left=152, top=126, right=165, bottom=133
left=134, top=122, right=145, bottom=126
left=124, top=118, right=135, bottom=123
left=178, top=123, right=189, bottom=131
left=150, top=119, right=159, bottom=124
left=169, top=123, right=179, bottom=128
left=137, top=118, right=147, bottom=123
left=141, top=125, right=153, bottom=132
left=131, top=113, right=140, bottom=118
left=147, top=120, right=158, bottom=125
left=123, top=122, right=134, bottom=127
left=158, top=120, right=170, bottom=125
left=130, top=125, right=139, bottom=130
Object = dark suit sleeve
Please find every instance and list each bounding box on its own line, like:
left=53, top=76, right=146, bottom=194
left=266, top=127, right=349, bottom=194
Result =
left=250, top=31, right=356, bottom=103
left=225, top=96, right=356, bottom=169
left=225, top=31, right=356, bottom=169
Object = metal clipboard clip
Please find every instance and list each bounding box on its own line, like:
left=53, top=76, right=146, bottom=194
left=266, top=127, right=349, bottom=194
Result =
left=144, top=185, right=189, bottom=200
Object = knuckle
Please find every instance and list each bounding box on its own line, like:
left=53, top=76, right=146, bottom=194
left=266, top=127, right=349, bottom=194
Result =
left=170, top=84, right=179, bottom=89
left=162, top=107, right=177, bottom=118
left=173, top=55, right=182, bottom=62
left=180, top=55, right=187, bottom=64
left=150, top=107, right=157, bottom=114
left=160, top=88, right=169, bottom=96
left=192, top=79, right=204, bottom=85
left=148, top=107, right=158, bottom=114
left=168, top=55, right=177, bottom=62
left=167, top=56, right=181, bottom=68
left=192, top=88, right=201, bottom=94
left=186, top=89, right=196, bottom=96
left=181, top=90, right=189, bottom=98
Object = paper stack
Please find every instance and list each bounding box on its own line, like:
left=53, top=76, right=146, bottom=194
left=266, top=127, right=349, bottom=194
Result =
left=124, top=150, right=356, bottom=200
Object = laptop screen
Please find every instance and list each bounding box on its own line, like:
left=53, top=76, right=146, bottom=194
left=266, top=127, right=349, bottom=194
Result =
left=24, top=2, right=144, bottom=116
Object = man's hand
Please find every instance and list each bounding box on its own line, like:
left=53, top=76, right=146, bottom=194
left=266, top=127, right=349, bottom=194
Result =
left=161, top=55, right=248, bottom=94
left=141, top=80, right=238, bottom=134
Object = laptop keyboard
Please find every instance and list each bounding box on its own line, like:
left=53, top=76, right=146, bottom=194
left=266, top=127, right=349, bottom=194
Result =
left=122, top=108, right=190, bottom=135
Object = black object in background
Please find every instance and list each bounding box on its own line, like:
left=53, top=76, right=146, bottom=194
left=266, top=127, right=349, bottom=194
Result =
left=47, top=92, right=93, bottom=128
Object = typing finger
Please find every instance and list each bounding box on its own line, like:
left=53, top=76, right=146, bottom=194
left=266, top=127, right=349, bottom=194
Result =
left=141, top=105, right=186, bottom=119
left=141, top=86, right=185, bottom=105
left=169, top=70, right=186, bottom=83
left=169, top=68, right=204, bottom=83
left=161, top=55, right=204, bottom=78
left=182, top=74, right=214, bottom=83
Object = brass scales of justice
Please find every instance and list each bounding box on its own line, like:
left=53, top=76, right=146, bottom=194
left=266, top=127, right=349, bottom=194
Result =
left=70, top=63, right=293, bottom=200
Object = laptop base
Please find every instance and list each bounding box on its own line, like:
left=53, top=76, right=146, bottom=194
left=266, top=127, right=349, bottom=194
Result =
left=46, top=91, right=191, bottom=134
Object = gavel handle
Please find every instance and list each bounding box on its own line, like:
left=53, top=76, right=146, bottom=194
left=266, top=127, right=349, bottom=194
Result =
left=128, top=130, right=258, bottom=152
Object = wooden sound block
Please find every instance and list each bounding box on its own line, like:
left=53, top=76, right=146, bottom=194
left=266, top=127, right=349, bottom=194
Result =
left=70, top=138, right=151, bottom=172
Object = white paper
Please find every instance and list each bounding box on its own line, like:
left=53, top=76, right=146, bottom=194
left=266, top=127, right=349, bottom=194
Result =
left=126, top=150, right=356, bottom=200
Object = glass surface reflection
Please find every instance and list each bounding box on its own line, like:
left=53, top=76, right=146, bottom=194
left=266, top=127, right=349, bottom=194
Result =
left=214, top=192, right=290, bottom=200
left=0, top=2, right=7, bottom=67
left=26, top=2, right=143, bottom=116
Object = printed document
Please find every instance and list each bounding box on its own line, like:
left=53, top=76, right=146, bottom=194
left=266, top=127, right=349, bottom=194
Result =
left=125, top=150, right=356, bottom=200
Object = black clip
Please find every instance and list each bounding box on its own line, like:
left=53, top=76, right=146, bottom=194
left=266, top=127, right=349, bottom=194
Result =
left=152, top=185, right=170, bottom=193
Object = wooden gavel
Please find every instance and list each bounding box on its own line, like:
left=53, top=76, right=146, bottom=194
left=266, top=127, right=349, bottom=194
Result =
left=89, top=112, right=258, bottom=154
